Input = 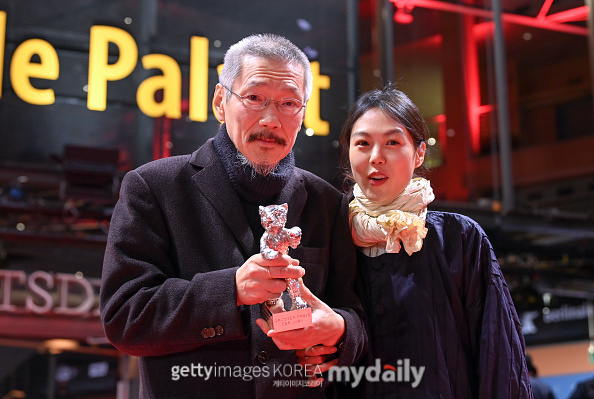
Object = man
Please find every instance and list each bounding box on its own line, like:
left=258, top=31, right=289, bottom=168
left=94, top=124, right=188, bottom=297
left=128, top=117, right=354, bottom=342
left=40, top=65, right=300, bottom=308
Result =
left=100, top=33, right=366, bottom=398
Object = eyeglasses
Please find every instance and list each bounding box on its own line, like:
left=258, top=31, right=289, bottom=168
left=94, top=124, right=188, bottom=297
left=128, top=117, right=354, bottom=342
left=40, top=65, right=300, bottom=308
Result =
left=222, top=85, right=305, bottom=115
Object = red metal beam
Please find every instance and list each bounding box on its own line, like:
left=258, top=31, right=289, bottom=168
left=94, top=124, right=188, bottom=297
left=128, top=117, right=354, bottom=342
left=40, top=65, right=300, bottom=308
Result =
left=408, top=0, right=589, bottom=35
left=546, top=5, right=589, bottom=23
left=537, top=0, right=556, bottom=19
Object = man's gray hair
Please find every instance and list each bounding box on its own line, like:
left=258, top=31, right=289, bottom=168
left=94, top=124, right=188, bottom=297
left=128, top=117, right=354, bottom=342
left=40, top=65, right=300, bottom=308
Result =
left=219, top=33, right=313, bottom=102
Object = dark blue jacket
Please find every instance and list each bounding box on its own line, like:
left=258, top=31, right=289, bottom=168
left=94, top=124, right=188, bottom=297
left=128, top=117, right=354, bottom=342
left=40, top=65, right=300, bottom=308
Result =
left=351, top=211, right=532, bottom=398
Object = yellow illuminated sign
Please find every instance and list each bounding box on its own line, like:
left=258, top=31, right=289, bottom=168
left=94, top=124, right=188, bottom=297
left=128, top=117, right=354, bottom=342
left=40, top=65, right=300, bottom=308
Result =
left=0, top=13, right=331, bottom=135
left=0, top=11, right=5, bottom=99
left=190, top=36, right=209, bottom=122
left=88, top=25, right=138, bottom=111
left=10, top=39, right=59, bottom=105
left=305, top=61, right=331, bottom=136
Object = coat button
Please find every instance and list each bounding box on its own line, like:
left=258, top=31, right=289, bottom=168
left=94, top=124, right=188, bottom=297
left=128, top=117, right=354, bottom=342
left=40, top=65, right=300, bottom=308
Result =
left=201, top=328, right=209, bottom=339
left=215, top=325, right=224, bottom=336
left=257, top=351, right=269, bottom=365
left=207, top=327, right=216, bottom=338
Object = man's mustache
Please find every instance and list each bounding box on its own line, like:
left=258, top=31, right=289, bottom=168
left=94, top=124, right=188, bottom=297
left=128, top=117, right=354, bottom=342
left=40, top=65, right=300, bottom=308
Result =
left=247, top=131, right=286, bottom=146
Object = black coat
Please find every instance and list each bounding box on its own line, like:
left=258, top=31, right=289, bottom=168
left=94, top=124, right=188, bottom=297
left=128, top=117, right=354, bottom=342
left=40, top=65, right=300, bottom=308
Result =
left=100, top=136, right=366, bottom=398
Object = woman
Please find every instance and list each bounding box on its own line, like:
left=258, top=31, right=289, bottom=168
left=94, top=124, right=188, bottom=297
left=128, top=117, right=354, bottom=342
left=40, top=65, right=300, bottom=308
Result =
left=308, top=84, right=532, bottom=398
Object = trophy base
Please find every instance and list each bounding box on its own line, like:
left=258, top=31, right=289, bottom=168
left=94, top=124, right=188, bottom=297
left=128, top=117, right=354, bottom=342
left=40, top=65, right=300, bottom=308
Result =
left=260, top=301, right=313, bottom=332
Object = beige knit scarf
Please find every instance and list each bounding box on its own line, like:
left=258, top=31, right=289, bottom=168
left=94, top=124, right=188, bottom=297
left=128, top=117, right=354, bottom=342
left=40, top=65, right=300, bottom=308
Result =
left=349, top=178, right=435, bottom=257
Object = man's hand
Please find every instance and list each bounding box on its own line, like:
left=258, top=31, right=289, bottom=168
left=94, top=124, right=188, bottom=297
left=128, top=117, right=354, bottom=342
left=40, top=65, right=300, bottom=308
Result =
left=256, top=278, right=345, bottom=350
left=296, top=345, right=340, bottom=387
left=296, top=345, right=339, bottom=369
left=235, top=254, right=304, bottom=306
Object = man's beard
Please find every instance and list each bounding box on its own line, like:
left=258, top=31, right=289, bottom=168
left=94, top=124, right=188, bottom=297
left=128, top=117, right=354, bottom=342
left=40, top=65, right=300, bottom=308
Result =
left=237, top=131, right=287, bottom=177
left=236, top=151, right=278, bottom=177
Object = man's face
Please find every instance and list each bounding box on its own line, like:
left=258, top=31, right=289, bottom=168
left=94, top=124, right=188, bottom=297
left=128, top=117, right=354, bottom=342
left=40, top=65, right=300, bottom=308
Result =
left=213, top=56, right=307, bottom=169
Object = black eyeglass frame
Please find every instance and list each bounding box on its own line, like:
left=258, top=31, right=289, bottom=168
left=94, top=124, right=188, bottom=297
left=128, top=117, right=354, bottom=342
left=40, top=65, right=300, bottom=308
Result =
left=222, top=85, right=306, bottom=115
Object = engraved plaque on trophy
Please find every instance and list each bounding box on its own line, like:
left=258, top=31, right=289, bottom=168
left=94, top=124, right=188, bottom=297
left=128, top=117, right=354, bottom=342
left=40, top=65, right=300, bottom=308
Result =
left=258, top=203, right=312, bottom=332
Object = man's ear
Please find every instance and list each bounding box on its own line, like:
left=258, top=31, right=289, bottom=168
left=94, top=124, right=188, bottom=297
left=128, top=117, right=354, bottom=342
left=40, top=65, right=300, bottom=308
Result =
left=415, top=142, right=426, bottom=168
left=301, top=103, right=307, bottom=123
left=212, top=84, right=225, bottom=122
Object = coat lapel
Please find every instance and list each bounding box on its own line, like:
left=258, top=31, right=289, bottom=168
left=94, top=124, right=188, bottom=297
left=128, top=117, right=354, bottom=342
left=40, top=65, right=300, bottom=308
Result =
left=189, top=140, right=308, bottom=255
left=277, top=170, right=307, bottom=229
left=190, top=141, right=256, bottom=257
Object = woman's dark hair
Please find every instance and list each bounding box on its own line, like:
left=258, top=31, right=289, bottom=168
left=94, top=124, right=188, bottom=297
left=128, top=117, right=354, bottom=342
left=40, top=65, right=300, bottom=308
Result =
left=339, top=83, right=429, bottom=193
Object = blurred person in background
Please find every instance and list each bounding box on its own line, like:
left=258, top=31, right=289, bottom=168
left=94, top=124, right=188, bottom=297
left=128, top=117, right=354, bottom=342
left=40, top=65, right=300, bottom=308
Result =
left=526, top=354, right=556, bottom=399
left=568, top=375, right=594, bottom=399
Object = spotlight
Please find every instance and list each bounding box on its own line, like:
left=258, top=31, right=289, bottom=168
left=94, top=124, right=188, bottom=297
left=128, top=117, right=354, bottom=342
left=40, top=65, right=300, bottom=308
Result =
left=296, top=18, right=312, bottom=31
left=390, top=0, right=415, bottom=24
left=303, top=46, right=319, bottom=59
left=394, top=8, right=413, bottom=24
left=44, top=339, right=80, bottom=354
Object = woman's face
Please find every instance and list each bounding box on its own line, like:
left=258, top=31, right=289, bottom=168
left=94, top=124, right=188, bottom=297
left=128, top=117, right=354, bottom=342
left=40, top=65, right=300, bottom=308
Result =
left=348, top=108, right=425, bottom=205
